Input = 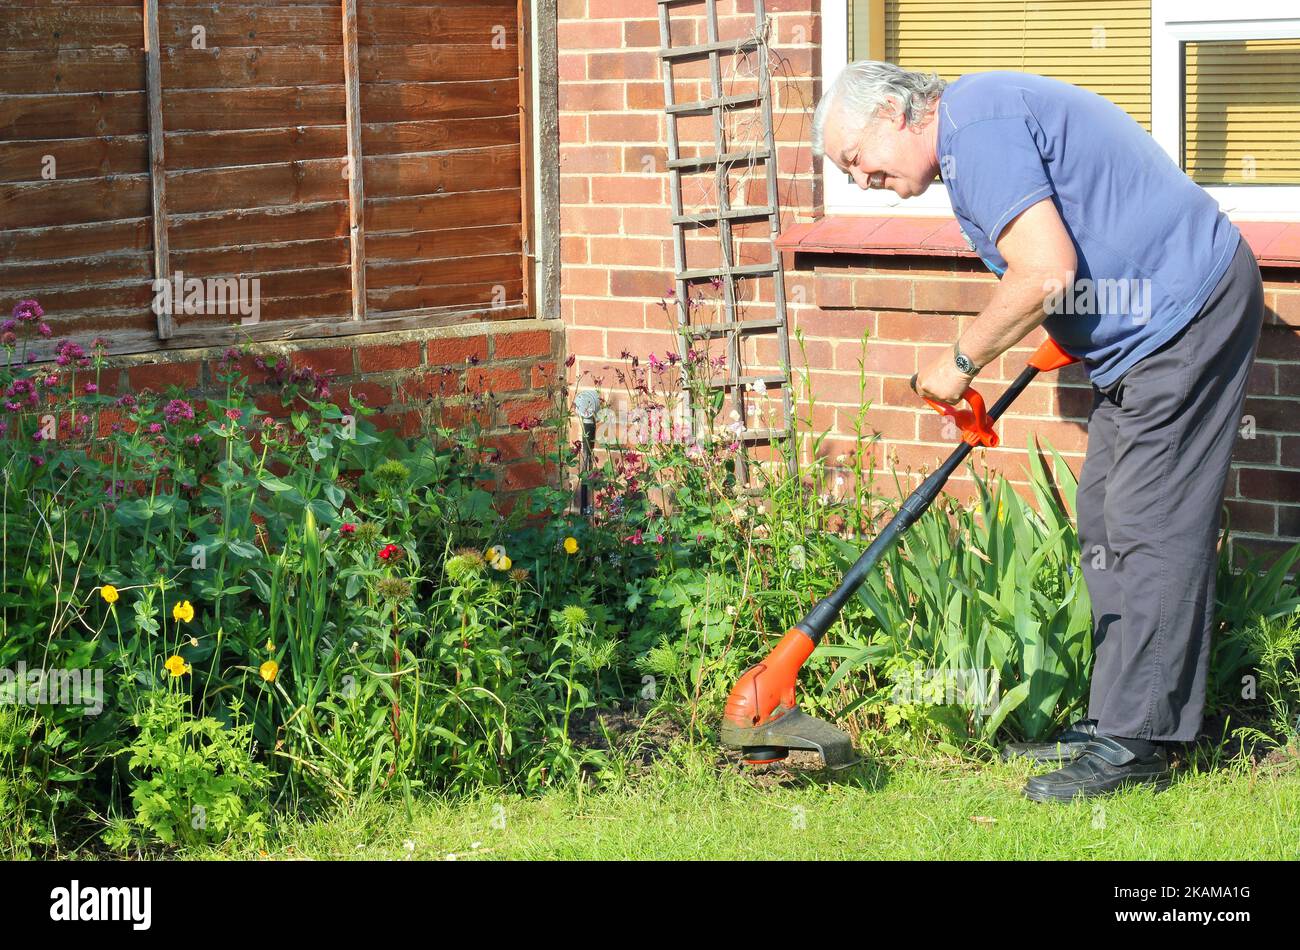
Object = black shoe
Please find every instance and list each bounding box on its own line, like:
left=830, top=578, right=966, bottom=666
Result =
left=1000, top=719, right=1098, bottom=765
left=1022, top=736, right=1172, bottom=803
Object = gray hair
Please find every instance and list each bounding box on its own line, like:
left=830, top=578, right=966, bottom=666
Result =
left=812, top=61, right=947, bottom=160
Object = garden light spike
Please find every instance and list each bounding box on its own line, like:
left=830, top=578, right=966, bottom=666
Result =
left=721, top=338, right=1079, bottom=769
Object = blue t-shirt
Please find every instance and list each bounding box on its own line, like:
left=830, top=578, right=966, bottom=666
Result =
left=936, top=72, right=1240, bottom=389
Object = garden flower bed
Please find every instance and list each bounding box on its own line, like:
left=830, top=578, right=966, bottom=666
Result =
left=2, top=297, right=1298, bottom=857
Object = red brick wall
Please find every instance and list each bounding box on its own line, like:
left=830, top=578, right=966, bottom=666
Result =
left=557, top=0, right=1300, bottom=563
left=73, top=321, right=561, bottom=494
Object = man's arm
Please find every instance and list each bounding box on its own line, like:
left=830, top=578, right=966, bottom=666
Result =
left=913, top=197, right=1077, bottom=404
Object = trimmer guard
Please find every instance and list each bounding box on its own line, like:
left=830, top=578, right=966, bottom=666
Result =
left=721, top=705, right=860, bottom=771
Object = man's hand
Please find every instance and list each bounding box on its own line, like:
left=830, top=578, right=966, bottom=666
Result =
left=912, top=351, right=975, bottom=405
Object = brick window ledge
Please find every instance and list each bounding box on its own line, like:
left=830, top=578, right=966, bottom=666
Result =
left=777, top=215, right=1300, bottom=270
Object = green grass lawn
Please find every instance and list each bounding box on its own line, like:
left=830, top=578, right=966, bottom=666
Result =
left=189, top=747, right=1300, bottom=861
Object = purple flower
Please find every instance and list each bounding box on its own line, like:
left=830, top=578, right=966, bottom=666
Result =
left=37, top=323, right=51, bottom=338
left=1, top=331, right=15, bottom=348
left=12, top=300, right=43, bottom=323
left=163, top=398, right=194, bottom=425
left=84, top=383, right=98, bottom=394
left=147, top=422, right=162, bottom=434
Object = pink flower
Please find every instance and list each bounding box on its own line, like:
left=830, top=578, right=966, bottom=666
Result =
left=147, top=422, right=162, bottom=434
left=37, top=323, right=51, bottom=338
left=163, top=399, right=194, bottom=424
left=655, top=533, right=665, bottom=544
left=225, top=408, right=241, bottom=421
left=622, top=529, right=644, bottom=546
left=12, top=300, right=43, bottom=323
left=84, top=382, right=98, bottom=394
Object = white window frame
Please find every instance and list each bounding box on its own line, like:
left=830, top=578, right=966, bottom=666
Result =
left=821, top=0, right=952, bottom=216
left=822, top=0, right=1300, bottom=220
left=1152, top=0, right=1300, bottom=219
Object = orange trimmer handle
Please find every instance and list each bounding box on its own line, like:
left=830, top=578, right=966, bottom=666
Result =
left=911, top=383, right=999, bottom=448
left=1027, top=336, right=1079, bottom=372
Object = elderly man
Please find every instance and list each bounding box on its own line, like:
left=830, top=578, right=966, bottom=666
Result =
left=812, top=63, right=1264, bottom=802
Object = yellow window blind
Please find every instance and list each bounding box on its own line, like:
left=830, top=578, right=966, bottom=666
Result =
left=851, top=1, right=1153, bottom=130
left=1185, top=39, right=1300, bottom=186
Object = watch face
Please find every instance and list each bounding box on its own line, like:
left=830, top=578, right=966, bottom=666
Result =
left=955, top=353, right=976, bottom=374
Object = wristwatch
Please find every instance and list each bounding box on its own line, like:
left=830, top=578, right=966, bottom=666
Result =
left=954, top=345, right=980, bottom=377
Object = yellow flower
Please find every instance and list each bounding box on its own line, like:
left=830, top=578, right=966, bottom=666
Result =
left=563, top=537, right=579, bottom=555
left=259, top=660, right=279, bottom=683
left=99, top=584, right=119, bottom=605
left=186, top=635, right=198, bottom=648
left=172, top=600, right=195, bottom=624
left=494, top=555, right=513, bottom=572
left=486, top=545, right=510, bottom=570
left=265, top=639, right=275, bottom=653
left=164, top=655, right=190, bottom=678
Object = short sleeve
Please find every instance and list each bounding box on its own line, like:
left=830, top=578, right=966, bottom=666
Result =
left=942, top=117, right=1054, bottom=246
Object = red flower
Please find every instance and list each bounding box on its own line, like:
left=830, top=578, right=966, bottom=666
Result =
left=340, top=523, right=357, bottom=535
left=378, top=543, right=402, bottom=561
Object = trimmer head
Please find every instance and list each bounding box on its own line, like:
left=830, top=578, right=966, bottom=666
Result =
left=722, top=706, right=860, bottom=770
left=721, top=628, right=860, bottom=771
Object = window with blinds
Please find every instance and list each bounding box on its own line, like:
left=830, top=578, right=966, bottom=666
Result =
left=1184, top=39, right=1300, bottom=186
left=850, top=1, right=1153, bottom=130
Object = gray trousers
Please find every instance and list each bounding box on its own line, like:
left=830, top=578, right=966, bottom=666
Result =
left=1078, top=236, right=1264, bottom=742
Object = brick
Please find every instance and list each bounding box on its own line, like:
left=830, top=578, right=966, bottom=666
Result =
left=558, top=54, right=586, bottom=82
left=427, top=334, right=488, bottom=367
left=591, top=175, right=662, bottom=204
left=589, top=236, right=664, bottom=268
left=625, top=81, right=664, bottom=110
left=1283, top=436, right=1300, bottom=468
left=483, top=431, right=532, bottom=463
left=500, top=396, right=552, bottom=427
left=357, top=341, right=421, bottom=373
left=398, top=370, right=461, bottom=402
left=876, top=310, right=957, bottom=343
left=341, top=381, right=392, bottom=409
left=855, top=278, right=914, bottom=311
left=587, top=51, right=658, bottom=81
left=561, top=266, right=609, bottom=297
left=623, top=20, right=659, bottom=48
left=1057, top=384, right=1097, bottom=421
left=1256, top=326, right=1300, bottom=361
left=1232, top=536, right=1300, bottom=570
left=1224, top=498, right=1277, bottom=536
left=1231, top=431, right=1278, bottom=465
left=467, top=367, right=525, bottom=394
left=1271, top=290, right=1300, bottom=328
left=561, top=204, right=621, bottom=234
left=532, top=361, right=558, bottom=389
left=1276, top=361, right=1300, bottom=395
left=557, top=82, right=624, bottom=112
left=611, top=269, right=675, bottom=299
left=561, top=235, right=588, bottom=265
left=559, top=144, right=622, bottom=173
left=557, top=20, right=621, bottom=49
left=913, top=278, right=996, bottom=314
left=1238, top=467, right=1300, bottom=503
left=502, top=461, right=550, bottom=491
left=294, top=346, right=353, bottom=378
left=1278, top=503, right=1300, bottom=538
left=816, top=274, right=852, bottom=308
left=849, top=340, right=917, bottom=376
left=495, top=330, right=554, bottom=360
left=1242, top=396, right=1297, bottom=432
left=588, top=110, right=660, bottom=143
left=126, top=360, right=200, bottom=393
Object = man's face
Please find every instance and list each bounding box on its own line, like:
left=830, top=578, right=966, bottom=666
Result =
left=824, top=107, right=935, bottom=199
